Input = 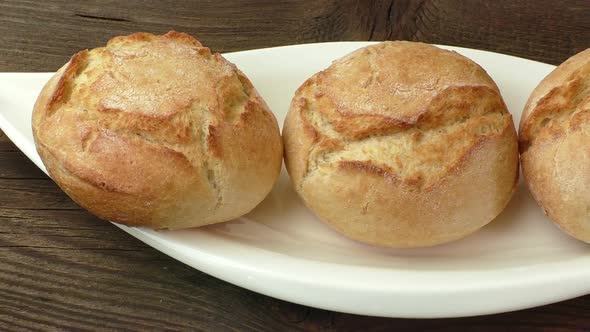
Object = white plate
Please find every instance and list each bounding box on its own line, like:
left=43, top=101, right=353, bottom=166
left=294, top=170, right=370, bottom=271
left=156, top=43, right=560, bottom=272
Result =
left=1, top=42, right=589, bottom=319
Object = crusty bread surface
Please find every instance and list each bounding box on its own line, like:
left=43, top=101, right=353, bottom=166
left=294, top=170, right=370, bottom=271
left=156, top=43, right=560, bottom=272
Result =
left=519, top=48, right=590, bottom=242
left=32, top=31, right=282, bottom=229
left=283, top=41, right=519, bottom=247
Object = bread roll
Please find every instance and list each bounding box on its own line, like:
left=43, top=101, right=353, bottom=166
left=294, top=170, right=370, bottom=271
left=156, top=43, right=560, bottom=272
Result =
left=519, top=49, right=590, bottom=242
left=283, top=41, right=519, bottom=248
left=32, top=31, right=282, bottom=229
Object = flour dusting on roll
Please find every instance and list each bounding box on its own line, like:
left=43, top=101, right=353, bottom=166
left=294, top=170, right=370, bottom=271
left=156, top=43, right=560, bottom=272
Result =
left=283, top=41, right=519, bottom=248
left=32, top=31, right=282, bottom=229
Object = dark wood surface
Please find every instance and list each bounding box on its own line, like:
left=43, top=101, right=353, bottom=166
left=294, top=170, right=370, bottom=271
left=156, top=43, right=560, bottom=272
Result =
left=1, top=0, right=590, bottom=330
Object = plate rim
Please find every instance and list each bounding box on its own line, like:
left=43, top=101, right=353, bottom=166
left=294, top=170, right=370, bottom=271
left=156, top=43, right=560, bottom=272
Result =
left=2, top=41, right=589, bottom=318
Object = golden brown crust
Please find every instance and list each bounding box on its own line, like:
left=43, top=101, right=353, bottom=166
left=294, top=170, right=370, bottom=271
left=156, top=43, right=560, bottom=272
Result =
left=32, top=31, right=282, bottom=229
left=519, top=48, right=590, bottom=242
left=283, top=41, right=519, bottom=247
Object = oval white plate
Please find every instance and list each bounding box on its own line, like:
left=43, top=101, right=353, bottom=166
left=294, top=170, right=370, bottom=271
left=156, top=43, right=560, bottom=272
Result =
left=1, top=42, right=589, bottom=318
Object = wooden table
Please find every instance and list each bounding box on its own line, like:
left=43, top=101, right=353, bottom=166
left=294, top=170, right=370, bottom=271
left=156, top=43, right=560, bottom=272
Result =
left=1, top=0, right=589, bottom=330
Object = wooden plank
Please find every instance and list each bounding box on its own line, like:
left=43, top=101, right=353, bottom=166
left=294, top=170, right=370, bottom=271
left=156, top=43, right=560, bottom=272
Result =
left=0, top=150, right=46, bottom=178
left=387, top=0, right=590, bottom=65
left=1, top=0, right=588, bottom=72
left=0, top=0, right=374, bottom=71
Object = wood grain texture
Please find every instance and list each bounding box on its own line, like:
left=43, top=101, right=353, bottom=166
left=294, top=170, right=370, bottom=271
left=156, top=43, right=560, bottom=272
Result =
left=1, top=0, right=588, bottom=71
left=1, top=0, right=590, bottom=330
left=385, top=0, right=590, bottom=65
